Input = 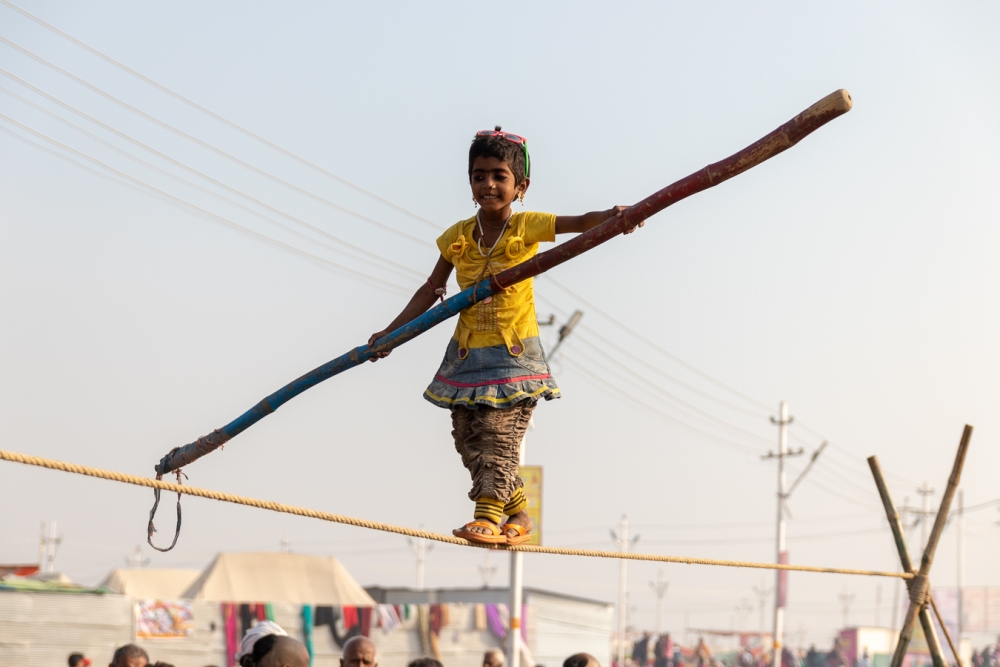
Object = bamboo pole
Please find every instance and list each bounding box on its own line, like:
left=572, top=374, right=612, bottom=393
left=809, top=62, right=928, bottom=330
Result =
left=874, top=425, right=973, bottom=667
left=868, top=456, right=946, bottom=667
left=930, top=594, right=962, bottom=667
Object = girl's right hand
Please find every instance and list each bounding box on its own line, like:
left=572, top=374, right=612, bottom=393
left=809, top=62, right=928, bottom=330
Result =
left=367, top=330, right=392, bottom=362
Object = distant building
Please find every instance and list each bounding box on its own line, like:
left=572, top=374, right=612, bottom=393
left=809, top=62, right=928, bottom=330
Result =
left=367, top=586, right=613, bottom=667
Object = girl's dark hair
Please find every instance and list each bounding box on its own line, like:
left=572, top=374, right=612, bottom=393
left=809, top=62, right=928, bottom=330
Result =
left=239, top=634, right=278, bottom=667
left=468, top=128, right=528, bottom=185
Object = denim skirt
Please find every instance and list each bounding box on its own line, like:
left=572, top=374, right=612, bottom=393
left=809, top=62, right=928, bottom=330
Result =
left=424, top=335, right=560, bottom=409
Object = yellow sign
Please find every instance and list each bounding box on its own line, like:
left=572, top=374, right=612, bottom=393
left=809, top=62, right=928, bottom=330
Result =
left=520, top=465, right=543, bottom=545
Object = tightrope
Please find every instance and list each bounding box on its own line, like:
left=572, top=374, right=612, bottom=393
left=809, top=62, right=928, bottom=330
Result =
left=0, top=448, right=912, bottom=580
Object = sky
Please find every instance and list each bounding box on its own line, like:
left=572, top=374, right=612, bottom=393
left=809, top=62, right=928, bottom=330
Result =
left=1, top=0, right=999, bottom=651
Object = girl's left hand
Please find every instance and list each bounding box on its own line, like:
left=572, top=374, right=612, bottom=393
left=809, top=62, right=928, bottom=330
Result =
left=612, top=205, right=644, bottom=234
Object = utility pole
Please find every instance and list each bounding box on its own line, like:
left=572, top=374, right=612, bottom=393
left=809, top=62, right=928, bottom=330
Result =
left=764, top=401, right=805, bottom=667
left=735, top=599, right=754, bottom=633
left=838, top=586, right=856, bottom=628
left=957, top=490, right=964, bottom=663
left=509, top=418, right=532, bottom=667
left=125, top=545, right=150, bottom=569
left=547, top=310, right=583, bottom=358
left=612, top=515, right=639, bottom=667
left=753, top=578, right=773, bottom=648
left=891, top=498, right=912, bottom=635
left=479, top=551, right=497, bottom=588
left=649, top=570, right=669, bottom=634
left=37, top=522, right=46, bottom=570
left=875, top=583, right=882, bottom=628
left=511, top=312, right=579, bottom=667
left=407, top=530, right=432, bottom=591
left=917, top=482, right=936, bottom=549
left=38, top=520, right=61, bottom=575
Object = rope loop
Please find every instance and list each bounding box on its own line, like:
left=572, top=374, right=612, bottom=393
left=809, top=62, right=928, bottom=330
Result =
left=147, top=469, right=186, bottom=552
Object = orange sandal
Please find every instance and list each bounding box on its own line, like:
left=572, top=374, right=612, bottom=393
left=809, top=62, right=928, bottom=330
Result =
left=453, top=520, right=507, bottom=545
left=502, top=523, right=532, bottom=546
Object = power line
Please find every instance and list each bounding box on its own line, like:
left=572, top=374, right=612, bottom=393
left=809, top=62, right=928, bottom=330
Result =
left=536, top=292, right=771, bottom=427
left=0, top=35, right=433, bottom=247
left=565, top=333, right=774, bottom=446
left=0, top=119, right=409, bottom=295
left=559, top=353, right=764, bottom=455
left=573, top=316, right=773, bottom=421
left=0, top=0, right=442, bottom=231
left=542, top=275, right=774, bottom=413
left=0, top=70, right=423, bottom=278
left=0, top=83, right=423, bottom=281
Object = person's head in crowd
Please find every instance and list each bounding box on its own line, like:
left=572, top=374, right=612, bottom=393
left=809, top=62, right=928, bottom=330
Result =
left=564, top=654, right=601, bottom=667
left=341, top=637, right=379, bottom=667
left=237, top=620, right=288, bottom=666
left=408, top=659, right=444, bottom=667
left=484, top=650, right=506, bottom=667
left=70, top=653, right=92, bottom=667
left=152, top=663, right=176, bottom=667
left=241, top=635, right=309, bottom=667
left=109, top=644, right=149, bottom=667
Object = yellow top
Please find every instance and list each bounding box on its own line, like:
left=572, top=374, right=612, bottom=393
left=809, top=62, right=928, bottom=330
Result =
left=437, top=211, right=557, bottom=355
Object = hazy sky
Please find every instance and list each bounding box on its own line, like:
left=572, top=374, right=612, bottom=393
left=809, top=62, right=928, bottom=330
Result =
left=2, top=1, right=999, bottom=649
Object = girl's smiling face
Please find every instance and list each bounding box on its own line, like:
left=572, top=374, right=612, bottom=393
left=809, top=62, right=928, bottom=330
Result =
left=470, top=156, right=530, bottom=215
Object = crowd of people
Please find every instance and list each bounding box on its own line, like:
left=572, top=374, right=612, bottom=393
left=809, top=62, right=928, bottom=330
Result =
left=972, top=644, right=1000, bottom=667
left=629, top=632, right=681, bottom=667
left=71, top=622, right=606, bottom=667
left=71, top=631, right=1000, bottom=667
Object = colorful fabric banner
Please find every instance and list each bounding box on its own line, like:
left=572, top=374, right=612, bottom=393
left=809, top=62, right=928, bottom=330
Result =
left=136, top=600, right=193, bottom=638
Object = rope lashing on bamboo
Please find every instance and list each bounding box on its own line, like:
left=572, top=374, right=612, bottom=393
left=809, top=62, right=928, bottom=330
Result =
left=0, top=448, right=913, bottom=580
left=907, top=572, right=931, bottom=605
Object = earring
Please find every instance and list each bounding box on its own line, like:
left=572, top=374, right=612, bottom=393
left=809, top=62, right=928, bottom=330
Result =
left=473, top=197, right=478, bottom=209
left=518, top=194, right=525, bottom=206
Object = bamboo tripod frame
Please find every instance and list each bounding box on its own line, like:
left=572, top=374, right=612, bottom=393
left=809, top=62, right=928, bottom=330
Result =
left=868, top=425, right=973, bottom=667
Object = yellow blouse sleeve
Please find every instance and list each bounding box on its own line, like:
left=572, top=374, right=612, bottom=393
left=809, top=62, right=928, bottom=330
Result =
left=520, top=212, right=557, bottom=245
left=437, top=218, right=473, bottom=262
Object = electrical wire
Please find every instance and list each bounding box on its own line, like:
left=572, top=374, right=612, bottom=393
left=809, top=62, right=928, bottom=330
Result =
left=557, top=350, right=764, bottom=455
left=542, top=275, right=774, bottom=414
left=0, top=84, right=424, bottom=282
left=0, top=35, right=433, bottom=247
left=0, top=0, right=442, bottom=231
left=536, top=293, right=773, bottom=443
left=0, top=69, right=423, bottom=279
left=606, top=525, right=891, bottom=547
left=539, top=291, right=774, bottom=422
left=960, top=497, right=1000, bottom=513
left=0, top=118, right=410, bottom=295
left=565, top=333, right=775, bottom=447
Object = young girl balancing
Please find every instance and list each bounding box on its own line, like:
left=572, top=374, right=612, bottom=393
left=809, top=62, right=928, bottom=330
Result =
left=368, top=128, right=641, bottom=546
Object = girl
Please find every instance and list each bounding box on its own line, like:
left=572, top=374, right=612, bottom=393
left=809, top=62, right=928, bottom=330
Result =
left=368, top=128, right=640, bottom=545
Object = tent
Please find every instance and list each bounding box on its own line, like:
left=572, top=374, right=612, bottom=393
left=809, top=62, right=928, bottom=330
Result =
left=98, top=568, right=201, bottom=599
left=181, top=552, right=376, bottom=605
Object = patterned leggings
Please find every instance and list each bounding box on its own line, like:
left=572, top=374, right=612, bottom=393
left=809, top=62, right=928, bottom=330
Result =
left=451, top=401, right=535, bottom=503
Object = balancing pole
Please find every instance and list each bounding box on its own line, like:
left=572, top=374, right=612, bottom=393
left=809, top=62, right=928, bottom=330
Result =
left=871, top=424, right=973, bottom=667
left=154, top=89, right=853, bottom=480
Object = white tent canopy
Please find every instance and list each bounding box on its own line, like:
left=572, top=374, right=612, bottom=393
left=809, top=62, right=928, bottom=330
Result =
left=181, top=552, right=376, bottom=605
left=98, top=568, right=201, bottom=599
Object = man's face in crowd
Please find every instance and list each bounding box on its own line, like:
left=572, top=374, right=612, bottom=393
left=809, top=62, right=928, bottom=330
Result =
left=341, top=638, right=377, bottom=667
